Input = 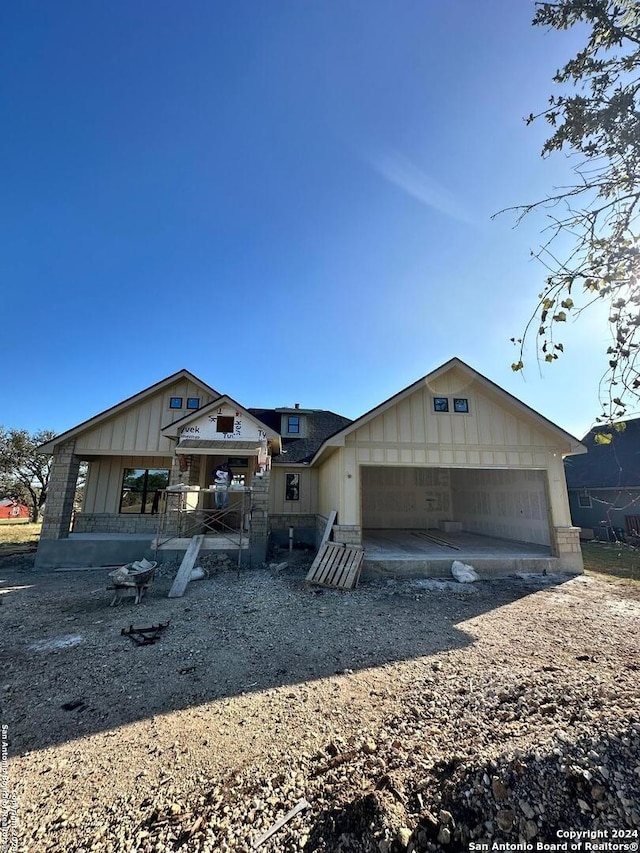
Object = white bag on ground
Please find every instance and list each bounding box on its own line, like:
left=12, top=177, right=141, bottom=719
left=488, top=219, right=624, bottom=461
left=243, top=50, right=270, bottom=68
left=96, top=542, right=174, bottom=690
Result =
left=190, top=566, right=208, bottom=581
left=451, top=560, right=480, bottom=583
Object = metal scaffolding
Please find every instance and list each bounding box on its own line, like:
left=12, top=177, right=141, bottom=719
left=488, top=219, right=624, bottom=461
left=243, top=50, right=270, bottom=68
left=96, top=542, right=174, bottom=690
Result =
left=154, top=486, right=252, bottom=566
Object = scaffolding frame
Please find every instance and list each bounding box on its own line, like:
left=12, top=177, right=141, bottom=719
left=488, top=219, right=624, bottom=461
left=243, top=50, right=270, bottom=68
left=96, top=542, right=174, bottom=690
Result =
left=154, top=487, right=252, bottom=567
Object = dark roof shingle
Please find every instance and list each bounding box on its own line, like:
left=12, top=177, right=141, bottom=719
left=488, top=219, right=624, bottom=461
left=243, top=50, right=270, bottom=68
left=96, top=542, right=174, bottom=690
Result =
left=249, top=409, right=353, bottom=464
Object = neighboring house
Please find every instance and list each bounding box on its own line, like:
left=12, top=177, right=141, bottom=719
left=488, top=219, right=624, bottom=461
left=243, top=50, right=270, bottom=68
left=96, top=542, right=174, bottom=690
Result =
left=0, top=499, right=30, bottom=520
left=564, top=417, right=640, bottom=540
left=36, top=358, right=586, bottom=574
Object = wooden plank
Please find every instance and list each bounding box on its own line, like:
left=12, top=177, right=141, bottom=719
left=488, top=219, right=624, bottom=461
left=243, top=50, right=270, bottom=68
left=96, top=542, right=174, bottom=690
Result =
left=54, top=566, right=120, bottom=572
left=306, top=541, right=335, bottom=582
left=318, top=546, right=341, bottom=585
left=332, top=548, right=355, bottom=588
left=327, top=547, right=351, bottom=587
left=307, top=543, right=333, bottom=583
left=412, top=530, right=460, bottom=550
left=340, top=549, right=364, bottom=589
left=168, top=535, right=204, bottom=598
left=321, top=547, right=344, bottom=586
left=306, top=541, right=364, bottom=590
left=319, top=510, right=337, bottom=549
left=318, top=544, right=345, bottom=585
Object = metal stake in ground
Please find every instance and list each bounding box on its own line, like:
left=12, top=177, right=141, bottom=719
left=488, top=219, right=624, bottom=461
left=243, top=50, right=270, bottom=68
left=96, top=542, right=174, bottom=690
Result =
left=251, top=798, right=310, bottom=849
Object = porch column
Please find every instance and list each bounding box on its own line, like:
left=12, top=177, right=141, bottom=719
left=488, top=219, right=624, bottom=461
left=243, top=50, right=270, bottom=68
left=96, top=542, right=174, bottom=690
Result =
left=250, top=471, right=270, bottom=565
left=547, top=453, right=583, bottom=573
left=41, top=440, right=80, bottom=540
left=169, top=453, right=184, bottom=487
left=170, top=453, right=201, bottom=487
left=332, top=448, right=362, bottom=546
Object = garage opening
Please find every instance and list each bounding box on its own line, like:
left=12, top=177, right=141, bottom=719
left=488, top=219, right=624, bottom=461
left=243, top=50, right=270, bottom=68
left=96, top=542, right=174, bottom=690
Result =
left=361, top=466, right=552, bottom=558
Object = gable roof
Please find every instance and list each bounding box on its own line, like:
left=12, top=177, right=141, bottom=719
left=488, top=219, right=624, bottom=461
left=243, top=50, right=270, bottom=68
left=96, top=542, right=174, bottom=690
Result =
left=38, top=370, right=220, bottom=453
left=310, top=357, right=586, bottom=464
left=161, top=395, right=281, bottom=444
left=564, top=418, right=640, bottom=489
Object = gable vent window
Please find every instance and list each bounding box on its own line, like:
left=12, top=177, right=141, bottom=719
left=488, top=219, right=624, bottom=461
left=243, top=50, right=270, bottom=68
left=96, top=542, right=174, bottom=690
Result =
left=287, top=416, right=300, bottom=434
left=169, top=397, right=183, bottom=410
left=186, top=397, right=200, bottom=410
left=216, top=415, right=234, bottom=433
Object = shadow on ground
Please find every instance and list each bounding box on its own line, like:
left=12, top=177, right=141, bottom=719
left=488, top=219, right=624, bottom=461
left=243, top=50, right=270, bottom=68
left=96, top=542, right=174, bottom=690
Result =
left=0, top=556, right=574, bottom=755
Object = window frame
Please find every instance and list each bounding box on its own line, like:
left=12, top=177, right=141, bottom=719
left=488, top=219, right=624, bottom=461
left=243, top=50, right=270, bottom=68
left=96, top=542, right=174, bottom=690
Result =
left=119, top=467, right=170, bottom=514
left=285, top=472, right=300, bottom=501
left=433, top=397, right=449, bottom=413
left=287, top=415, right=300, bottom=434
left=186, top=397, right=200, bottom=410
left=169, top=397, right=183, bottom=410
left=453, top=397, right=469, bottom=414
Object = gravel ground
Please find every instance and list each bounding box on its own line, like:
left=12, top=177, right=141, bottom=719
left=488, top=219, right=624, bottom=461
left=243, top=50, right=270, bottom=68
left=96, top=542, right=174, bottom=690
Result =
left=1, top=551, right=639, bottom=852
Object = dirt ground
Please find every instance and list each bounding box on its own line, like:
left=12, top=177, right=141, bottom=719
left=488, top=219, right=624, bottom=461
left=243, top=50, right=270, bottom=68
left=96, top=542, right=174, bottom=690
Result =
left=1, top=551, right=639, bottom=852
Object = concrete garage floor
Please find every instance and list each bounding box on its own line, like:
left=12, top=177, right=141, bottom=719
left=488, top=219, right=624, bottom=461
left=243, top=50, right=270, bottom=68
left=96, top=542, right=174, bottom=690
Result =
left=362, top=528, right=557, bottom=579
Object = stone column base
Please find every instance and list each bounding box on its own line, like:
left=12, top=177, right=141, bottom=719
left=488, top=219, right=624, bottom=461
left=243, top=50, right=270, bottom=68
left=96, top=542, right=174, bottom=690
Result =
left=554, top=526, right=584, bottom=574
left=332, top=525, right=362, bottom=547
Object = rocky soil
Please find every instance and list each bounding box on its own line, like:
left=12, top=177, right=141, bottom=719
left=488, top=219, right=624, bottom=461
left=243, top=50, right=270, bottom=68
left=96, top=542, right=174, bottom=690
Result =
left=0, top=551, right=639, bottom=852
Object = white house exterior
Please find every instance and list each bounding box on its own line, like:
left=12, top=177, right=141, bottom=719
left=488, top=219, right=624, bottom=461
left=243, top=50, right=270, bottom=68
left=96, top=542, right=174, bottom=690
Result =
left=36, top=359, right=586, bottom=575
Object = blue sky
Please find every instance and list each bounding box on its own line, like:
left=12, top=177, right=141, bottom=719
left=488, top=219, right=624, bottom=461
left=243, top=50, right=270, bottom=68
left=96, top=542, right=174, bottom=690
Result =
left=1, top=1, right=605, bottom=440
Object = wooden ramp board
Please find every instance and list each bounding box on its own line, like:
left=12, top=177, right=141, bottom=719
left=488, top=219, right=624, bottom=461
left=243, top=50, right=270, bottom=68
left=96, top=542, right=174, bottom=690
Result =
left=306, top=542, right=364, bottom=590
left=168, top=535, right=204, bottom=598
left=318, top=510, right=337, bottom=549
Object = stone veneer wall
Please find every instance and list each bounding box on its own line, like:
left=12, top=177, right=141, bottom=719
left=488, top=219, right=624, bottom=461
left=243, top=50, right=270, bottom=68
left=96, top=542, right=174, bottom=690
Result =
left=332, top=524, right=362, bottom=546
left=553, top=525, right=583, bottom=572
left=250, top=472, right=270, bottom=563
left=73, top=514, right=162, bottom=534
left=41, top=440, right=81, bottom=540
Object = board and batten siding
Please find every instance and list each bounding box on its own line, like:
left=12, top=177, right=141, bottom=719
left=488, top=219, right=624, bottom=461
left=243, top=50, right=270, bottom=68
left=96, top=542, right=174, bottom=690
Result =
left=318, top=450, right=342, bottom=519
left=345, top=373, right=562, bottom=469
left=83, top=456, right=172, bottom=514
left=269, top=467, right=318, bottom=514
left=75, top=380, right=216, bottom=455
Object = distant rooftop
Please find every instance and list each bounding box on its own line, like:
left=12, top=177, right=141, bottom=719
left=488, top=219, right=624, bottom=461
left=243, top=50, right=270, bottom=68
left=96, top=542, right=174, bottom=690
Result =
left=564, top=418, right=640, bottom=489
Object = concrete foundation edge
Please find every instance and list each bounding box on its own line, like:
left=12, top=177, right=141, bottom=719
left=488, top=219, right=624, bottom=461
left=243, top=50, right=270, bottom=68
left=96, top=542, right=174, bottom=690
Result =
left=363, top=555, right=583, bottom=580
left=34, top=539, right=262, bottom=570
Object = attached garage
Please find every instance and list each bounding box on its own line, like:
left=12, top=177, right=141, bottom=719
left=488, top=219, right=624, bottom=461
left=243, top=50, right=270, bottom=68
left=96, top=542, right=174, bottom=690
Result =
left=313, top=358, right=585, bottom=575
left=361, top=466, right=551, bottom=547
